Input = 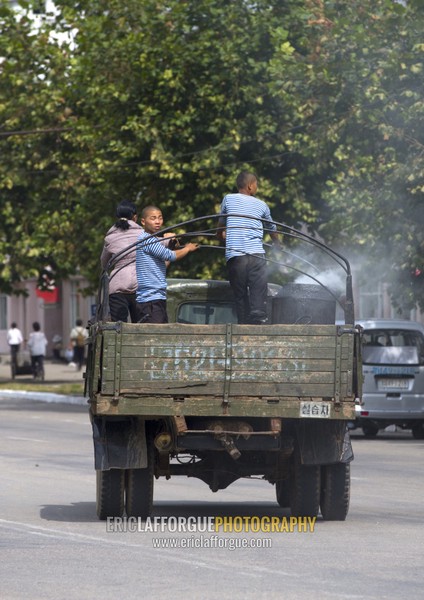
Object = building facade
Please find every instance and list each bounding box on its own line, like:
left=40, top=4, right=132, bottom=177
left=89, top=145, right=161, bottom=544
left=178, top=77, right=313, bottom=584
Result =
left=0, top=277, right=96, bottom=357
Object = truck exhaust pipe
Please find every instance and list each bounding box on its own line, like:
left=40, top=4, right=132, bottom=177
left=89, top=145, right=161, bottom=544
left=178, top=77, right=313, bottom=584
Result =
left=214, top=430, right=241, bottom=460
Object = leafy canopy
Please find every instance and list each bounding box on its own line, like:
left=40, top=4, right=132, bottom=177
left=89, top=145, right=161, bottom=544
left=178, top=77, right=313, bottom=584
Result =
left=0, top=0, right=423, bottom=310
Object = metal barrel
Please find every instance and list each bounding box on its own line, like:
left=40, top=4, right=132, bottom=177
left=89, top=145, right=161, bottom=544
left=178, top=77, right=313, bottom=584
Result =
left=271, top=283, right=336, bottom=325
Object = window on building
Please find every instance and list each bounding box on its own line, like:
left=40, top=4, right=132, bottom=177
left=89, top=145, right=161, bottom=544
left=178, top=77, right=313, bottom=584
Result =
left=0, top=295, right=7, bottom=329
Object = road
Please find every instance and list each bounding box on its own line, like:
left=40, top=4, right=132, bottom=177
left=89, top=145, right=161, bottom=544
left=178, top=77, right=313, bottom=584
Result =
left=1, top=396, right=423, bottom=600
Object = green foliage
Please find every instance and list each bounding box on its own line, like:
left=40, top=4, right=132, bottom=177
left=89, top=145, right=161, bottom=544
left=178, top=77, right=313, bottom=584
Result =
left=268, top=0, right=424, bottom=310
left=0, top=0, right=423, bottom=311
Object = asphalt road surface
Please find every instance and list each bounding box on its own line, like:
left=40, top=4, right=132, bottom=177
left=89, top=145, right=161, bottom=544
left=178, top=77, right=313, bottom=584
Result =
left=1, top=397, right=423, bottom=600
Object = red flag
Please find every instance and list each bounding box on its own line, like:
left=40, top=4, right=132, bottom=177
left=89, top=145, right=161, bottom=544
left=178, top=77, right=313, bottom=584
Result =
left=35, top=287, right=60, bottom=303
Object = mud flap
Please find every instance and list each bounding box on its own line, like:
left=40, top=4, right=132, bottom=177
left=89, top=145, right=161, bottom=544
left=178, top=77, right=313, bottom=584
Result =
left=91, top=416, right=148, bottom=470
left=294, top=420, right=353, bottom=466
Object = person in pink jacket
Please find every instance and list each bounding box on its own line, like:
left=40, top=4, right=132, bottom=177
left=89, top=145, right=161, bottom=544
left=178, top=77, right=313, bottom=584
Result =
left=101, top=200, right=144, bottom=322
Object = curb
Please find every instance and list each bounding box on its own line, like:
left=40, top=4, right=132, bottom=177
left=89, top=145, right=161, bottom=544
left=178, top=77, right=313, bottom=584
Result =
left=0, top=389, right=87, bottom=406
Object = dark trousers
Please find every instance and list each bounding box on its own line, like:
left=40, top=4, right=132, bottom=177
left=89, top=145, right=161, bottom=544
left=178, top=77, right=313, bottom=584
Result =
left=73, top=346, right=85, bottom=370
left=10, top=344, right=20, bottom=364
left=31, top=355, right=44, bottom=377
left=109, top=292, right=141, bottom=323
left=137, top=300, right=168, bottom=323
left=227, top=254, right=268, bottom=324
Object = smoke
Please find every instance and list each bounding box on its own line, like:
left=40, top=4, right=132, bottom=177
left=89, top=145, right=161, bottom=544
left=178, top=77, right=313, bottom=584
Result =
left=267, top=241, right=348, bottom=298
left=294, top=269, right=345, bottom=294
left=266, top=230, right=422, bottom=320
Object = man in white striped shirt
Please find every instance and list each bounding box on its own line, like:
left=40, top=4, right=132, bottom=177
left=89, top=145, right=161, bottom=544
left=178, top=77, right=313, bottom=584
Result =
left=217, top=172, right=280, bottom=324
left=136, top=206, right=198, bottom=323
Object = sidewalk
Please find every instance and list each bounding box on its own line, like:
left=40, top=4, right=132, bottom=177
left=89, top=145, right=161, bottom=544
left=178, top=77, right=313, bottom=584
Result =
left=0, top=356, right=85, bottom=384
left=0, top=356, right=86, bottom=405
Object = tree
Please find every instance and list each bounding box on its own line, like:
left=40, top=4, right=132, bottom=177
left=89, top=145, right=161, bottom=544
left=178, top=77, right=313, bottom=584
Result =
left=0, top=3, right=76, bottom=292
left=0, top=0, right=316, bottom=293
left=267, top=0, right=424, bottom=310
left=0, top=0, right=423, bottom=312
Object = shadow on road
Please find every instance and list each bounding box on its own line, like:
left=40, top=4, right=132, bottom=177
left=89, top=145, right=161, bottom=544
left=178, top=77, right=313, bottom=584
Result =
left=39, top=500, right=292, bottom=523
left=40, top=502, right=97, bottom=522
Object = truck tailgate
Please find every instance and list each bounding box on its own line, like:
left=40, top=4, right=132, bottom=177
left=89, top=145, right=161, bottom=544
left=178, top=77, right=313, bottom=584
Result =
left=91, top=322, right=356, bottom=418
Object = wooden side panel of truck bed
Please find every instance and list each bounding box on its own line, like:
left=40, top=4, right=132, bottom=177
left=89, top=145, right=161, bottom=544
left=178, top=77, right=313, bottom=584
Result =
left=90, top=322, right=356, bottom=419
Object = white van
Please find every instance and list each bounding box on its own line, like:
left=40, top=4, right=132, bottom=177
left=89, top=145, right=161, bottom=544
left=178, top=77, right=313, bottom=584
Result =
left=352, top=319, right=424, bottom=438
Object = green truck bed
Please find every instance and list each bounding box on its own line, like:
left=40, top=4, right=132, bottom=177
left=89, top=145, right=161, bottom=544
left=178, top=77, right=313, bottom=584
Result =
left=88, top=321, right=357, bottom=420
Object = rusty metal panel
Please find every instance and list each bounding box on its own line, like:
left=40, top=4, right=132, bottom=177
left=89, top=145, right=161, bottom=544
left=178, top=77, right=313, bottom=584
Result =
left=100, top=330, right=116, bottom=395
left=94, top=322, right=356, bottom=410
left=117, top=323, right=227, bottom=396
left=92, top=394, right=356, bottom=419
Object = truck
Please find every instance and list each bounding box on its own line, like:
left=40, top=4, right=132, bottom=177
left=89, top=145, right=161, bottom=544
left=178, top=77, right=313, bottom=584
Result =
left=85, top=215, right=362, bottom=521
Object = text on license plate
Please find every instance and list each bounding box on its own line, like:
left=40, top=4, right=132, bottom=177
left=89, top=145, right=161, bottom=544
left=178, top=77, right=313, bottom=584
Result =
left=378, top=378, right=411, bottom=391
left=300, top=402, right=331, bottom=418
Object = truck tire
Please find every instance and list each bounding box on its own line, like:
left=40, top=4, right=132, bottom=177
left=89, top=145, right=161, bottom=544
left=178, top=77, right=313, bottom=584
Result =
left=125, top=437, right=154, bottom=520
left=96, top=469, right=125, bottom=520
left=275, top=479, right=290, bottom=508
left=289, top=456, right=320, bottom=518
left=320, top=463, right=350, bottom=521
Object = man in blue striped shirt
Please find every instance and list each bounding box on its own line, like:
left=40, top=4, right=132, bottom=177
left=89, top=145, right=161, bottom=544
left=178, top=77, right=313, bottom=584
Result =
left=136, top=206, right=198, bottom=323
left=217, top=172, right=280, bottom=324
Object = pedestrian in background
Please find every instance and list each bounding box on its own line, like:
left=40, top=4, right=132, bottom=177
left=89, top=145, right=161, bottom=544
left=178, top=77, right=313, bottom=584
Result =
left=27, top=322, right=47, bottom=380
left=52, top=334, right=64, bottom=362
left=70, top=319, right=88, bottom=371
left=7, top=322, right=23, bottom=367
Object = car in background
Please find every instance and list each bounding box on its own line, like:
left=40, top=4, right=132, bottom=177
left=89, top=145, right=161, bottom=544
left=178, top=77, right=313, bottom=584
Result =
left=352, top=319, right=424, bottom=439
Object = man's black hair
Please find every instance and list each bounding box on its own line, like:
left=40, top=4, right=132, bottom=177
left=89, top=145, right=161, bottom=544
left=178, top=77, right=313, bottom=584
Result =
left=236, top=171, right=257, bottom=190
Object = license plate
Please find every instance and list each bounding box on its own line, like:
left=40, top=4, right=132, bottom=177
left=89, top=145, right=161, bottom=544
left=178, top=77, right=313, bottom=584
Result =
left=300, top=402, right=331, bottom=418
left=377, top=378, right=410, bottom=391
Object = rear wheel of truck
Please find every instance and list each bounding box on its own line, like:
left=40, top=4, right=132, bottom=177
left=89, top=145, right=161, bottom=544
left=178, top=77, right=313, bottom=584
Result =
left=275, top=479, right=290, bottom=508
left=289, top=456, right=320, bottom=518
left=125, top=437, right=154, bottom=520
left=96, top=469, right=125, bottom=520
left=320, top=463, right=350, bottom=521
